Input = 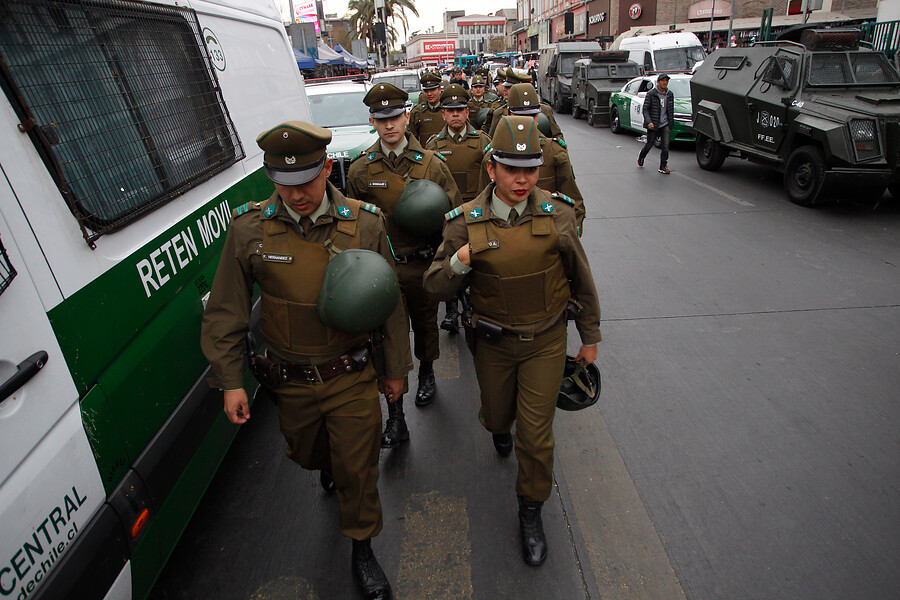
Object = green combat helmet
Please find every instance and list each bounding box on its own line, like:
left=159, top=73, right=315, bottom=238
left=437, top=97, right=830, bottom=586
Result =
left=317, top=249, right=400, bottom=334
left=536, top=111, right=552, bottom=137
left=474, top=106, right=491, bottom=128
left=392, top=179, right=452, bottom=236
left=557, top=357, right=601, bottom=411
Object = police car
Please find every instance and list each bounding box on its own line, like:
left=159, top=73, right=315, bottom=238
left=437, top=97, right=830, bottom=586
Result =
left=306, top=78, right=378, bottom=192
left=608, top=73, right=696, bottom=144
left=370, top=69, right=422, bottom=106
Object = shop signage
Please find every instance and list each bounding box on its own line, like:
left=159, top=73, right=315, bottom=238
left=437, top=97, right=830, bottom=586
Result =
left=629, top=3, right=642, bottom=19
left=588, top=12, right=607, bottom=24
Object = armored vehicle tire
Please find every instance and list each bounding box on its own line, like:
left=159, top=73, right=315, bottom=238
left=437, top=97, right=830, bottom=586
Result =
left=553, top=92, right=568, bottom=114
left=695, top=133, right=727, bottom=171
left=572, top=102, right=584, bottom=119
left=587, top=100, right=597, bottom=127
left=610, top=107, right=623, bottom=134
left=784, top=145, right=827, bottom=207
left=889, top=181, right=900, bottom=200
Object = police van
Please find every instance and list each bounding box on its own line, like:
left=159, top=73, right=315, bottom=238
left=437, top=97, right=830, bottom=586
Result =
left=0, top=1, right=309, bottom=598
left=613, top=31, right=707, bottom=73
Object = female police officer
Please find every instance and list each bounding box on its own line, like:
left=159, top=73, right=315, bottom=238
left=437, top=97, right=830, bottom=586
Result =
left=423, top=115, right=602, bottom=566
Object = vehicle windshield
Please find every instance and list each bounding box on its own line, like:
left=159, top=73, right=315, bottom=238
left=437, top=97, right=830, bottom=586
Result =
left=654, top=46, right=706, bottom=71
left=308, top=89, right=371, bottom=127
left=807, top=52, right=900, bottom=85
left=559, top=53, right=594, bottom=75
left=664, top=78, right=692, bottom=98
left=373, top=74, right=420, bottom=93
left=588, top=63, right=642, bottom=79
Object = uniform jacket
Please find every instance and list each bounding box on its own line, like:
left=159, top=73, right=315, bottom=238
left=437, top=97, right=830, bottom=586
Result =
left=346, top=132, right=462, bottom=255
left=408, top=101, right=444, bottom=146
left=487, top=103, right=563, bottom=140
left=423, top=183, right=601, bottom=344
left=425, top=125, right=491, bottom=201
left=642, top=87, right=675, bottom=129
left=201, top=182, right=413, bottom=389
left=478, top=135, right=586, bottom=231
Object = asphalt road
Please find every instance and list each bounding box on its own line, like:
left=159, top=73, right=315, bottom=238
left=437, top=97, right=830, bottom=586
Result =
left=151, top=114, right=900, bottom=600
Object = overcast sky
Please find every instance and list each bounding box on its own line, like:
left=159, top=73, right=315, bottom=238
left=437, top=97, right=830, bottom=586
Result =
left=280, top=0, right=516, bottom=41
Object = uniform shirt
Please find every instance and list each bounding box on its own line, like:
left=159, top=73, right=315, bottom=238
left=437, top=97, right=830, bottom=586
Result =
left=424, top=183, right=602, bottom=345
left=201, top=182, right=413, bottom=389
left=381, top=136, right=408, bottom=161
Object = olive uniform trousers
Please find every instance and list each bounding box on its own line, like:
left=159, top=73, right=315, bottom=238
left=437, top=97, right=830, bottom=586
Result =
left=397, top=259, right=440, bottom=363
left=275, top=363, right=383, bottom=540
left=474, top=324, right=568, bottom=503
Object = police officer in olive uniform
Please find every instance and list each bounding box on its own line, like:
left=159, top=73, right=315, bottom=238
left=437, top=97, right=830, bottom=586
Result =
left=425, top=84, right=492, bottom=333
left=479, top=83, right=586, bottom=233
left=201, top=121, right=412, bottom=600
left=346, top=83, right=463, bottom=447
left=423, top=115, right=602, bottom=567
left=468, top=75, right=493, bottom=129
left=481, top=68, right=510, bottom=135
left=487, top=69, right=564, bottom=140
left=408, top=71, right=445, bottom=145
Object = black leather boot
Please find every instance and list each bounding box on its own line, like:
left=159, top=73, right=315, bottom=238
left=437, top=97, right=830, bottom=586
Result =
left=414, top=361, right=436, bottom=407
left=440, top=300, right=460, bottom=334
left=381, top=396, right=409, bottom=448
left=319, top=467, right=336, bottom=493
left=351, top=538, right=392, bottom=600
left=518, top=496, right=548, bottom=566
left=492, top=432, right=513, bottom=457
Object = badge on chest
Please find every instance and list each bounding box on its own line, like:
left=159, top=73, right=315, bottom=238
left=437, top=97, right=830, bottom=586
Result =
left=369, top=181, right=388, bottom=188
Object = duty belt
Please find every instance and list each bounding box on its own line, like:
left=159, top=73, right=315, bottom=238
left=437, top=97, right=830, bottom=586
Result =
left=252, top=344, right=371, bottom=387
left=393, top=244, right=436, bottom=264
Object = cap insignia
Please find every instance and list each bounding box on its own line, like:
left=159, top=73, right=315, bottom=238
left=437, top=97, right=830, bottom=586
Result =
left=452, top=96, right=458, bottom=100
left=516, top=143, right=527, bottom=151
left=541, top=203, right=554, bottom=213
left=263, top=205, right=276, bottom=218
left=469, top=208, right=482, bottom=219
left=338, top=206, right=351, bottom=217
left=283, top=132, right=289, bottom=138
left=523, top=100, right=531, bottom=106
left=517, top=124, right=525, bottom=130
left=284, top=156, right=296, bottom=165
left=381, top=100, right=389, bottom=105
left=379, top=85, right=385, bottom=89
left=414, top=153, right=423, bottom=161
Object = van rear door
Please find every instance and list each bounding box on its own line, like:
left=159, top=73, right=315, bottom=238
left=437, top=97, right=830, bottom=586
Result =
left=0, top=184, right=104, bottom=599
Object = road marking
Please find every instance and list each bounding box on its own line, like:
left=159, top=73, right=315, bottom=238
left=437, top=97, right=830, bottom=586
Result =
left=397, top=491, right=473, bottom=599
left=250, top=576, right=320, bottom=599
left=673, top=171, right=755, bottom=207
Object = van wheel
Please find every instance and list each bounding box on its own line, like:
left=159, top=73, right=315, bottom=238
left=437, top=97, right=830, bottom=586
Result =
left=695, top=133, right=727, bottom=171
left=610, top=107, right=622, bottom=134
left=784, top=145, right=826, bottom=207
left=587, top=101, right=597, bottom=126
left=553, top=92, right=566, bottom=114
left=572, top=102, right=584, bottom=119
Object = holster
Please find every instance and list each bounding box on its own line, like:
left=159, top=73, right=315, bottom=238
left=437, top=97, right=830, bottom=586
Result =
left=475, top=317, right=504, bottom=343
left=249, top=353, right=283, bottom=389
left=460, top=290, right=476, bottom=356
left=369, top=330, right=387, bottom=377
left=565, top=298, right=583, bottom=321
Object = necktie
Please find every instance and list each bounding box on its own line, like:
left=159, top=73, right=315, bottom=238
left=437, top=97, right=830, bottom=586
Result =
left=507, top=208, right=518, bottom=227
left=300, top=216, right=314, bottom=236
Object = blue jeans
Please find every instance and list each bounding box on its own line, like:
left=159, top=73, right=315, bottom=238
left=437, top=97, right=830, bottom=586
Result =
left=639, top=125, right=670, bottom=168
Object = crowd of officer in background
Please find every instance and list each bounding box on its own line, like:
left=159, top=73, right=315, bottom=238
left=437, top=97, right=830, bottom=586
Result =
left=201, top=65, right=601, bottom=600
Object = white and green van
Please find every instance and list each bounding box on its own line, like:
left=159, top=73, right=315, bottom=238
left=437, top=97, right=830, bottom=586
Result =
left=0, top=1, right=309, bottom=598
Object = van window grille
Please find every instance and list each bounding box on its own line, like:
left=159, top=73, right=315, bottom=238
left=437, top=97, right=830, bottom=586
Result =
left=762, top=56, right=796, bottom=89
left=0, top=235, right=16, bottom=297
left=0, top=0, right=244, bottom=248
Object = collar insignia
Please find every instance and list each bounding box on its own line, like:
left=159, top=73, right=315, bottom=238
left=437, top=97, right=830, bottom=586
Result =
left=338, top=206, right=351, bottom=217
left=368, top=152, right=376, bottom=161
left=263, top=205, right=276, bottom=218
left=541, top=203, right=554, bottom=213
left=469, top=208, right=482, bottom=218
left=414, top=153, right=423, bottom=161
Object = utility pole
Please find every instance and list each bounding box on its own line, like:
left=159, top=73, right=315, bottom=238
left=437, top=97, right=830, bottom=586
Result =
left=375, top=0, right=386, bottom=69
left=707, top=0, right=716, bottom=53
left=727, top=0, right=735, bottom=47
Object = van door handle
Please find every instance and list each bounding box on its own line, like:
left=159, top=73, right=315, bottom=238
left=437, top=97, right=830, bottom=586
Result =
left=1, top=351, right=49, bottom=401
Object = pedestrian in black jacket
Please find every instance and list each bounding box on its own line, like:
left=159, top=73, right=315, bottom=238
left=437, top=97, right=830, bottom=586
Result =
left=638, top=73, right=675, bottom=174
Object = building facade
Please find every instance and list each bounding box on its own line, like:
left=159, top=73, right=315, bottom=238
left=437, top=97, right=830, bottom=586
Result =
left=406, top=32, right=459, bottom=67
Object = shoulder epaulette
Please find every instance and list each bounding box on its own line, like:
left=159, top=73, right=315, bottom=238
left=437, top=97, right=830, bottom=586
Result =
left=483, top=143, right=492, bottom=154
left=435, top=151, right=447, bottom=162
left=445, top=207, right=463, bottom=221
left=232, top=201, right=261, bottom=218
left=551, top=192, right=574, bottom=206
left=359, top=202, right=382, bottom=216
left=555, top=138, right=567, bottom=149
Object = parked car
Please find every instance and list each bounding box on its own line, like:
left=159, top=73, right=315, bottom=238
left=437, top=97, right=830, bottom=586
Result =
left=371, top=68, right=422, bottom=105
left=306, top=79, right=378, bottom=192
left=571, top=51, right=644, bottom=127
left=609, top=73, right=696, bottom=144
left=537, top=41, right=602, bottom=113
left=691, top=28, right=900, bottom=206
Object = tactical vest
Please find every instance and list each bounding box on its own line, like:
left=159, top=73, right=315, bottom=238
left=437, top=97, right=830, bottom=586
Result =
left=468, top=98, right=491, bottom=123
left=412, top=105, right=444, bottom=145
left=465, top=211, right=569, bottom=326
left=365, top=151, right=435, bottom=254
left=257, top=198, right=369, bottom=358
left=433, top=133, right=485, bottom=200
left=537, top=138, right=558, bottom=194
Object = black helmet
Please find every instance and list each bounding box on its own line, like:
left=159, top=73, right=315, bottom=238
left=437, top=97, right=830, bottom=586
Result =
left=317, top=249, right=400, bottom=334
left=557, top=357, right=601, bottom=411
left=392, top=179, right=452, bottom=237
left=536, top=111, right=552, bottom=137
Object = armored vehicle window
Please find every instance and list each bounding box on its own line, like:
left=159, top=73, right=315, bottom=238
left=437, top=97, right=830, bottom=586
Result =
left=714, top=56, right=746, bottom=70
left=589, top=65, right=609, bottom=78
left=762, top=56, right=797, bottom=89
left=614, top=64, right=642, bottom=79
left=559, top=54, right=590, bottom=75
left=654, top=46, right=706, bottom=71
left=850, top=53, right=900, bottom=83
left=809, top=53, right=852, bottom=84
left=0, top=0, right=243, bottom=247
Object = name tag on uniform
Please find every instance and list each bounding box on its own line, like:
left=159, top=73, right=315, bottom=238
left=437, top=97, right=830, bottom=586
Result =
left=369, top=181, right=388, bottom=188
left=488, top=239, right=500, bottom=248
left=262, top=253, right=293, bottom=263
left=441, top=150, right=453, bottom=155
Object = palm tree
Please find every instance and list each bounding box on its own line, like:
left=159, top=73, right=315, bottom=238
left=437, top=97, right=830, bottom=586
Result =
left=348, top=0, right=419, bottom=52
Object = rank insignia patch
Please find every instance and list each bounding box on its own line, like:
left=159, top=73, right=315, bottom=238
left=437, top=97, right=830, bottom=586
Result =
left=338, top=206, right=351, bottom=217
left=469, top=208, right=482, bottom=219
left=541, top=203, right=554, bottom=213
left=263, top=205, right=276, bottom=218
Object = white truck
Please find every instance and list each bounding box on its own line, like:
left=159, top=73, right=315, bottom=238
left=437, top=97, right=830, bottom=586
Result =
left=0, top=1, right=310, bottom=598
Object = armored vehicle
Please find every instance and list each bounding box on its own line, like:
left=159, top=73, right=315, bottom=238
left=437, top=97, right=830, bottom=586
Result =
left=691, top=28, right=900, bottom=206
left=538, top=41, right=602, bottom=113
left=571, top=51, right=644, bottom=127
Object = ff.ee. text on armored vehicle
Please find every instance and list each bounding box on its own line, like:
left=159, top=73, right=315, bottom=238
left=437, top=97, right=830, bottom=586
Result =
left=691, top=28, right=900, bottom=206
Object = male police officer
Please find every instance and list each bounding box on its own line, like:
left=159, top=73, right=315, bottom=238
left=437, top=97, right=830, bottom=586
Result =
left=424, top=115, right=602, bottom=567
left=487, top=70, right=564, bottom=140
left=201, top=121, right=412, bottom=600
left=409, top=70, right=445, bottom=145
left=425, top=83, right=492, bottom=333
left=468, top=75, right=492, bottom=127
left=481, top=68, right=509, bottom=135
left=480, top=83, right=585, bottom=232
left=347, top=83, right=462, bottom=447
